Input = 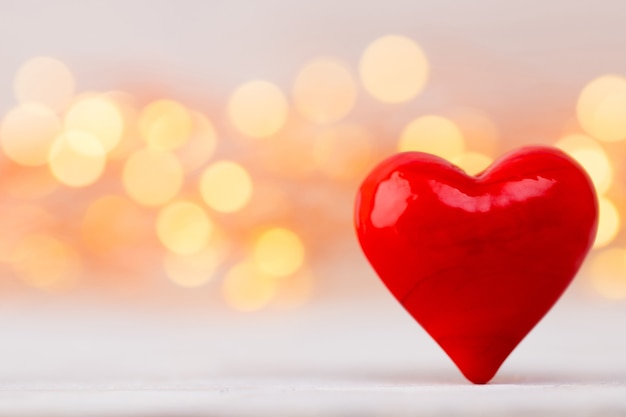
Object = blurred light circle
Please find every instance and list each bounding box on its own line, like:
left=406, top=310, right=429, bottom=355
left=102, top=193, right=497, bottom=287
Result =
left=293, top=57, right=357, bottom=124
left=200, top=161, right=253, bottom=213
left=594, top=197, right=620, bottom=249
left=253, top=227, right=305, bottom=278
left=452, top=152, right=493, bottom=176
left=14, top=56, right=75, bottom=111
left=555, top=134, right=612, bottom=194
left=398, top=115, right=465, bottom=160
left=65, top=96, right=124, bottom=153
left=11, top=233, right=79, bottom=290
left=577, top=75, right=626, bottom=142
left=313, top=124, right=373, bottom=180
left=0, top=103, right=61, bottom=166
left=222, top=262, right=276, bottom=311
left=176, top=112, right=218, bottom=171
left=164, top=248, right=220, bottom=288
left=49, top=130, right=107, bottom=187
left=157, top=201, right=213, bottom=255
left=359, top=35, right=428, bottom=103
left=81, top=195, right=143, bottom=253
left=589, top=248, right=626, bottom=300
left=139, top=99, right=192, bottom=151
left=228, top=81, right=288, bottom=138
left=123, top=148, right=184, bottom=206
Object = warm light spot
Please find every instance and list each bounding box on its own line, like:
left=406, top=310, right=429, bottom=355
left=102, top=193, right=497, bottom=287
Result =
left=138, top=100, right=192, bottom=150
left=293, top=58, right=357, bottom=124
left=200, top=161, right=253, bottom=213
left=11, top=234, right=79, bottom=289
left=577, top=75, right=626, bottom=142
left=0, top=103, right=62, bottom=166
left=228, top=80, right=288, bottom=138
left=589, top=248, right=626, bottom=299
left=253, top=227, right=305, bottom=278
left=14, top=56, right=75, bottom=110
left=164, top=248, right=220, bottom=288
left=399, top=115, right=465, bottom=160
left=65, top=96, right=124, bottom=153
left=452, top=152, right=493, bottom=176
left=82, top=195, right=144, bottom=253
left=122, top=149, right=184, bottom=206
left=594, top=197, right=620, bottom=249
left=313, top=124, right=373, bottom=180
left=555, top=134, right=612, bottom=194
left=49, top=130, right=106, bottom=187
left=157, top=201, right=213, bottom=255
left=177, top=112, right=218, bottom=171
left=222, top=262, right=276, bottom=311
left=359, top=35, right=428, bottom=103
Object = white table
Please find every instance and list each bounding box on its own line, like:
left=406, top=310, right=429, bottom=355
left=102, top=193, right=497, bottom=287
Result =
left=0, top=293, right=624, bottom=416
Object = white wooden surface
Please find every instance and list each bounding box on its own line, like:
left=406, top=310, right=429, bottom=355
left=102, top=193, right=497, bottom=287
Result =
left=0, top=290, right=624, bottom=416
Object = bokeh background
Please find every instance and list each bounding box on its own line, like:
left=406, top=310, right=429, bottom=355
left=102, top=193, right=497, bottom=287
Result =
left=1, top=0, right=626, bottom=312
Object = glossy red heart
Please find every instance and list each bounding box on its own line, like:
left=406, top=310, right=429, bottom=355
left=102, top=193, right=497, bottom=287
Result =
left=355, top=146, right=597, bottom=384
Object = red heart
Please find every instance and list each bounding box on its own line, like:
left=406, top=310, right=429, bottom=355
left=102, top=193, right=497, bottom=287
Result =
left=355, top=146, right=597, bottom=384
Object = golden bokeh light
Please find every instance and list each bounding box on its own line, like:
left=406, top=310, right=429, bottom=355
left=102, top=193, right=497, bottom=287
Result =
left=594, top=197, right=620, bottom=249
left=81, top=195, right=144, bottom=253
left=176, top=112, right=218, bottom=171
left=49, top=130, right=107, bottom=187
left=65, top=95, right=124, bottom=153
left=156, top=201, right=213, bottom=255
left=589, top=248, right=626, bottom=300
left=398, top=115, right=465, bottom=160
left=138, top=99, right=192, bottom=151
left=359, top=35, right=429, bottom=103
left=452, top=152, right=493, bottom=176
left=11, top=234, right=79, bottom=290
left=122, top=148, right=184, bottom=206
left=164, top=248, right=220, bottom=288
left=253, top=227, right=305, bottom=278
left=14, top=56, right=75, bottom=111
left=313, top=124, right=373, bottom=180
left=200, top=161, right=253, bottom=213
left=222, top=261, right=277, bottom=311
left=555, top=134, right=613, bottom=194
left=228, top=80, right=288, bottom=138
left=0, top=103, right=62, bottom=166
left=293, top=57, right=357, bottom=124
left=577, top=75, right=626, bottom=142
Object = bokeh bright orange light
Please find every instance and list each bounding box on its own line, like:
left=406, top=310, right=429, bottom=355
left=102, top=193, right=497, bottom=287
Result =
left=252, top=227, right=305, bottom=278
left=1, top=103, right=61, bottom=166
left=48, top=130, right=107, bottom=187
left=14, top=56, right=75, bottom=111
left=122, top=148, right=184, bottom=206
left=65, top=95, right=124, bottom=153
left=398, top=115, right=465, bottom=160
left=156, top=201, right=213, bottom=255
left=360, top=35, right=429, bottom=103
left=200, top=161, right=253, bottom=213
left=577, top=75, right=626, bottom=142
left=139, top=99, right=192, bottom=151
left=228, top=80, right=288, bottom=138
left=293, top=57, right=357, bottom=124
